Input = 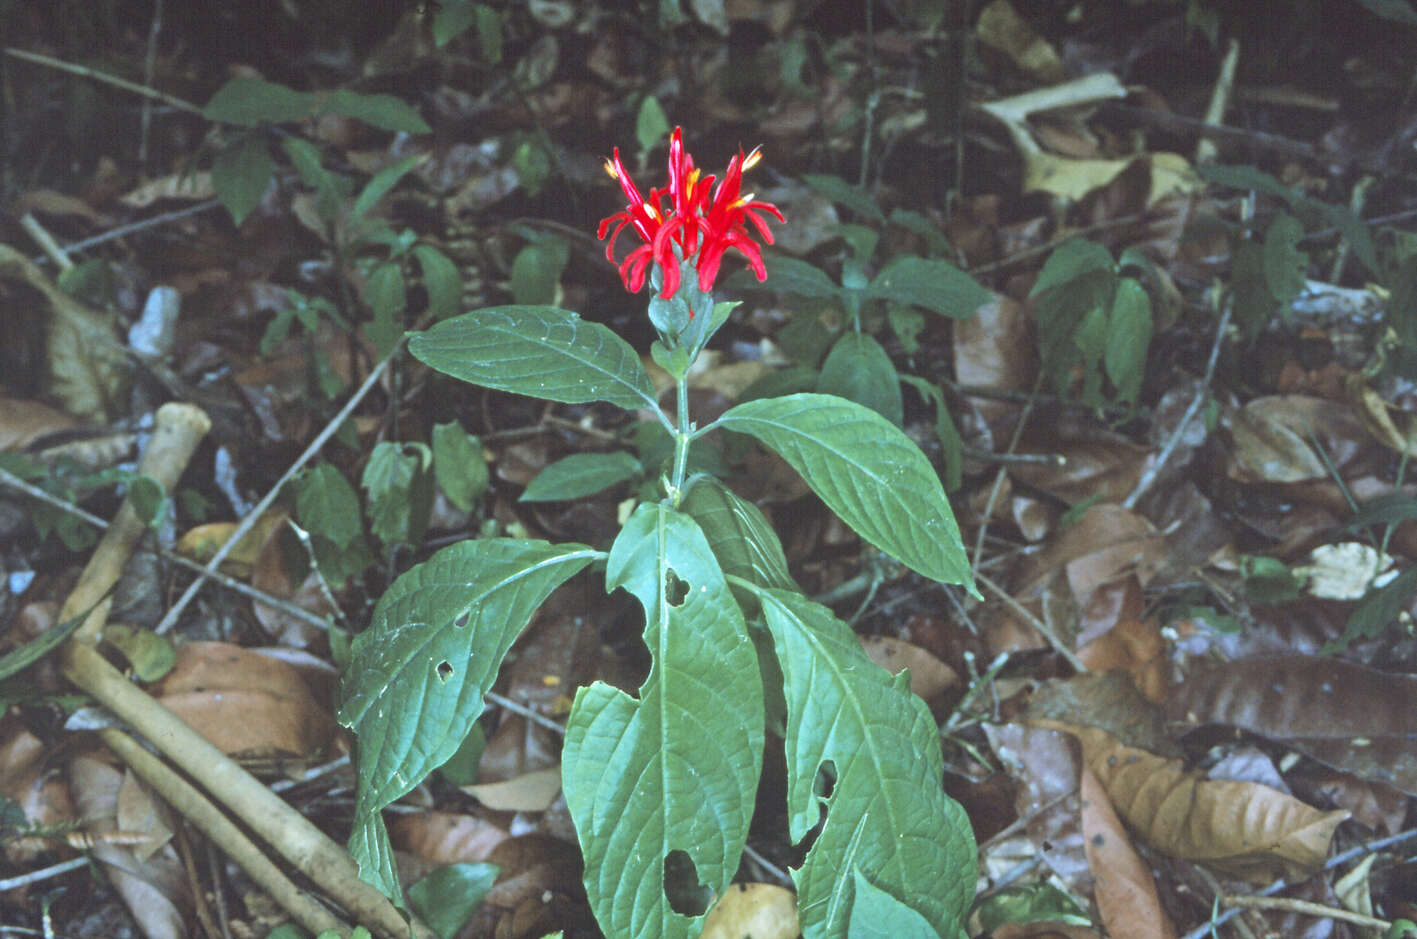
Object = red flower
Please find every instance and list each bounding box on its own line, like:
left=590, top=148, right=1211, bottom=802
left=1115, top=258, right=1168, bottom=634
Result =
left=598, top=127, right=783, bottom=301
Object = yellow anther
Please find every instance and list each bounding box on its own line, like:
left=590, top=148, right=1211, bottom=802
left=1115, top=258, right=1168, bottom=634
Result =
left=603, top=158, right=619, bottom=179
left=742, top=147, right=763, bottom=172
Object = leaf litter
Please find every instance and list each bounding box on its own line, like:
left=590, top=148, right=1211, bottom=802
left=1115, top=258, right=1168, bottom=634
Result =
left=3, top=1, right=1417, bottom=936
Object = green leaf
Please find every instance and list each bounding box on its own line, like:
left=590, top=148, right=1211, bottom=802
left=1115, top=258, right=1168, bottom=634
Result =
left=407, top=863, right=500, bottom=939
left=361, top=442, right=432, bottom=547
left=715, top=394, right=974, bottom=588
left=1262, top=213, right=1308, bottom=308
left=745, top=257, right=844, bottom=300
left=520, top=452, right=642, bottom=502
left=281, top=136, right=327, bottom=189
left=636, top=95, right=671, bottom=154
left=888, top=306, right=925, bottom=354
left=803, top=173, right=885, bottom=222
left=297, top=463, right=363, bottom=549
left=1030, top=239, right=1116, bottom=393
left=0, top=605, right=90, bottom=681
left=129, top=474, right=167, bottom=528
left=412, top=244, right=463, bottom=320
left=432, top=0, right=478, bottom=46
left=431, top=422, right=488, bottom=513
left=1104, top=278, right=1152, bottom=405
left=747, top=587, right=975, bottom=939
left=865, top=257, right=992, bottom=318
left=202, top=77, right=311, bottom=126
left=436, top=722, right=486, bottom=787
left=339, top=539, right=596, bottom=894
left=562, top=505, right=764, bottom=939
left=211, top=135, right=273, bottom=226
left=351, top=154, right=426, bottom=226
left=848, top=868, right=941, bottom=939
left=888, top=208, right=952, bottom=256
left=473, top=3, right=503, bottom=61
left=817, top=332, right=904, bottom=426
left=319, top=89, right=430, bottom=134
left=900, top=376, right=962, bottom=492
left=509, top=237, right=570, bottom=306
left=363, top=263, right=406, bottom=355
left=1232, top=237, right=1272, bottom=340
left=680, top=478, right=796, bottom=593
left=409, top=306, right=658, bottom=411
left=1199, top=164, right=1305, bottom=209
left=1351, top=0, right=1417, bottom=24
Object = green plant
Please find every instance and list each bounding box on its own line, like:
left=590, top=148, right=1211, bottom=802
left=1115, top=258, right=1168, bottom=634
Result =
left=727, top=176, right=991, bottom=491
left=203, top=77, right=463, bottom=369
left=337, top=127, right=979, bottom=938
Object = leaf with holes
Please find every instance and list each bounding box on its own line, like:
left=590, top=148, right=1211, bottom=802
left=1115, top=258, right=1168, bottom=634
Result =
left=715, top=394, right=973, bottom=590
left=409, top=306, right=659, bottom=411
left=338, top=538, right=597, bottom=897
left=562, top=504, right=764, bottom=939
left=747, top=586, right=975, bottom=939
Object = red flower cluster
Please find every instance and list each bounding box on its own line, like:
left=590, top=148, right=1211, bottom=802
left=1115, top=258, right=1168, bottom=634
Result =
left=598, top=127, right=784, bottom=301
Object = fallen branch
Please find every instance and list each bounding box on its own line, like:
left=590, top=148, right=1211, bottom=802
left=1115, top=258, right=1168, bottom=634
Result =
left=56, top=402, right=430, bottom=939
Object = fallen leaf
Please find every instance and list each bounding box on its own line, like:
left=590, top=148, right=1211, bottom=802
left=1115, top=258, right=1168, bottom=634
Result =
left=1031, top=720, right=1348, bottom=882
left=860, top=635, right=959, bottom=700
left=1080, top=766, right=1177, bottom=939
left=463, top=767, right=563, bottom=813
left=701, top=882, right=799, bottom=939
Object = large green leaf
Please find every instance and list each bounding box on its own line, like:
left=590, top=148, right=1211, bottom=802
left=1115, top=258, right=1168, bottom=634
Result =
left=817, top=332, right=903, bottom=426
left=520, top=451, right=642, bottom=502
left=680, top=478, right=796, bottom=593
left=748, top=586, right=975, bottom=939
left=865, top=256, right=992, bottom=319
left=319, top=89, right=431, bottom=134
left=715, top=394, right=973, bottom=588
left=338, top=539, right=597, bottom=895
left=202, top=77, right=312, bottom=126
left=562, top=504, right=764, bottom=939
left=211, top=135, right=274, bottom=226
left=409, top=306, right=658, bottom=411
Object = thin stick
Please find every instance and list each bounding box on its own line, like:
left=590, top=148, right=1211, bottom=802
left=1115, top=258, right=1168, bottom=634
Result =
left=0, top=466, right=334, bottom=635
left=0, top=857, right=90, bottom=892
left=970, top=373, right=1044, bottom=577
left=973, top=570, right=1087, bottom=673
left=155, top=345, right=398, bottom=634
left=1123, top=301, right=1231, bottom=510
left=3, top=47, right=203, bottom=115
left=1218, top=894, right=1390, bottom=930
left=101, top=726, right=347, bottom=937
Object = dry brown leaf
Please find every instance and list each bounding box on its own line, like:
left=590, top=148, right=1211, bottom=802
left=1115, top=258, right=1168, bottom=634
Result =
left=952, top=293, right=1031, bottom=427
left=390, top=809, right=509, bottom=865
left=977, top=0, right=1066, bottom=86
left=462, top=767, right=563, bottom=813
left=1078, top=617, right=1169, bottom=704
left=119, top=171, right=214, bottom=207
left=701, top=882, right=799, bottom=939
left=1221, top=399, right=1329, bottom=482
left=148, top=641, right=334, bottom=757
left=984, top=723, right=1090, bottom=890
left=860, top=635, right=959, bottom=700
left=0, top=244, right=128, bottom=421
left=1080, top=766, right=1177, bottom=939
left=1167, top=654, right=1417, bottom=795
left=174, top=510, right=289, bottom=579
left=0, top=718, right=76, bottom=862
left=0, top=396, right=80, bottom=451
left=69, top=756, right=190, bottom=939
left=1017, top=503, right=1168, bottom=605
left=1031, top=720, right=1348, bottom=882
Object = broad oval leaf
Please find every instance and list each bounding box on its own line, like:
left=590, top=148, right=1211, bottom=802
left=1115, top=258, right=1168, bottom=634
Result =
left=739, top=257, right=844, bottom=300
left=1105, top=277, right=1152, bottom=405
left=680, top=478, right=796, bottom=593
left=338, top=538, right=597, bottom=890
left=520, top=451, right=642, bottom=502
left=817, top=332, right=903, bottom=426
left=319, top=89, right=431, bottom=134
left=715, top=394, right=973, bottom=588
left=865, top=256, right=992, bottom=319
left=802, top=173, right=885, bottom=223
left=409, top=306, right=658, bottom=411
left=749, top=586, right=975, bottom=939
left=563, top=504, right=764, bottom=939
left=211, top=135, right=274, bottom=226
left=203, top=77, right=312, bottom=126
left=412, top=244, right=463, bottom=320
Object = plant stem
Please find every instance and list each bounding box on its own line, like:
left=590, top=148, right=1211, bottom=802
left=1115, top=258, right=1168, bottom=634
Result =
left=670, top=373, right=692, bottom=502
